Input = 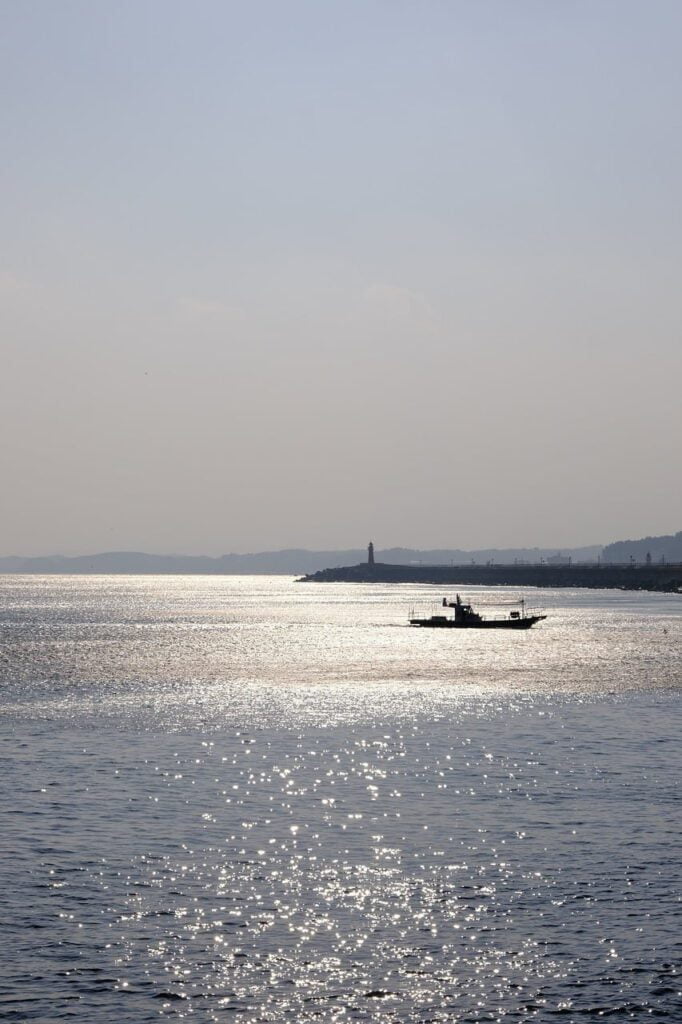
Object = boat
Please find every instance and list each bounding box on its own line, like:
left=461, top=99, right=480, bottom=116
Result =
left=409, top=594, right=546, bottom=629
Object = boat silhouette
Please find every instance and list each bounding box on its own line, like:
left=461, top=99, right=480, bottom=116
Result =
left=409, top=594, right=546, bottom=629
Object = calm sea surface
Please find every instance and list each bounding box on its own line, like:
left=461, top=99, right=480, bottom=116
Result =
left=1, top=575, right=680, bottom=1022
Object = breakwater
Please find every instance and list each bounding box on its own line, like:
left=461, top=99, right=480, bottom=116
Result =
left=301, top=562, right=682, bottom=593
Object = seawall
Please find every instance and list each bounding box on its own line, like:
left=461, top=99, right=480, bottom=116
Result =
left=300, top=562, right=682, bottom=593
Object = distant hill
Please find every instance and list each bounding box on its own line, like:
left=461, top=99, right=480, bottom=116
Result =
left=0, top=550, right=363, bottom=575
left=602, top=531, right=682, bottom=564
left=2, top=534, right=679, bottom=574
left=0, top=544, right=602, bottom=575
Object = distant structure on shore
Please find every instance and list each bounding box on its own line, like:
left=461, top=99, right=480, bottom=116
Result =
left=368, top=541, right=375, bottom=566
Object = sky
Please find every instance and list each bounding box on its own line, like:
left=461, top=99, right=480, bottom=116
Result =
left=1, top=0, right=681, bottom=555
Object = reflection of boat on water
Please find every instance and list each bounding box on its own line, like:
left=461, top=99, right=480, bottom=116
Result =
left=409, top=594, right=546, bottom=630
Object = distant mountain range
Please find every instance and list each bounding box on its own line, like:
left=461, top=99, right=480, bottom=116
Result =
left=0, top=543, right=600, bottom=574
left=0, top=533, right=678, bottom=574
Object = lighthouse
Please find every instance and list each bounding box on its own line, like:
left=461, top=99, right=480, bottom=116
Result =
left=368, top=541, right=375, bottom=566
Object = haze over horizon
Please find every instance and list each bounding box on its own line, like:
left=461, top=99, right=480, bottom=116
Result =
left=2, top=1, right=681, bottom=558
left=0, top=536, right=655, bottom=561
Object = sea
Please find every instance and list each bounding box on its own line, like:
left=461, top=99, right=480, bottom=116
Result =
left=1, top=574, right=680, bottom=1023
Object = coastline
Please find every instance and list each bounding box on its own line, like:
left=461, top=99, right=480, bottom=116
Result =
left=299, top=561, right=682, bottom=594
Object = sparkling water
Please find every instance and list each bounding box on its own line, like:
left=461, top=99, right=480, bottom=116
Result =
left=1, top=576, right=680, bottom=1021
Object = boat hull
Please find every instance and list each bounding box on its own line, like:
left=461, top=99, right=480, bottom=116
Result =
left=409, top=615, right=546, bottom=630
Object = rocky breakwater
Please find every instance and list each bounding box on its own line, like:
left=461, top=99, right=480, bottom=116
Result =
left=300, top=562, right=682, bottom=593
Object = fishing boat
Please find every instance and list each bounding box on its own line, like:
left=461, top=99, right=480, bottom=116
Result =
left=409, top=594, right=546, bottom=629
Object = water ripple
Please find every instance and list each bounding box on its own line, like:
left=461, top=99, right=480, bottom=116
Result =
left=0, top=577, right=680, bottom=1021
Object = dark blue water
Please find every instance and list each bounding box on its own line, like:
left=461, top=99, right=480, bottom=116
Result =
left=1, top=577, right=680, bottom=1021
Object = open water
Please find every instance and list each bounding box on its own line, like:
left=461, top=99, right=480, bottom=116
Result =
left=1, top=575, right=680, bottom=1022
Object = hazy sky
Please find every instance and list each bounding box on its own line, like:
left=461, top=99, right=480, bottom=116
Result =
left=2, top=0, right=681, bottom=555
